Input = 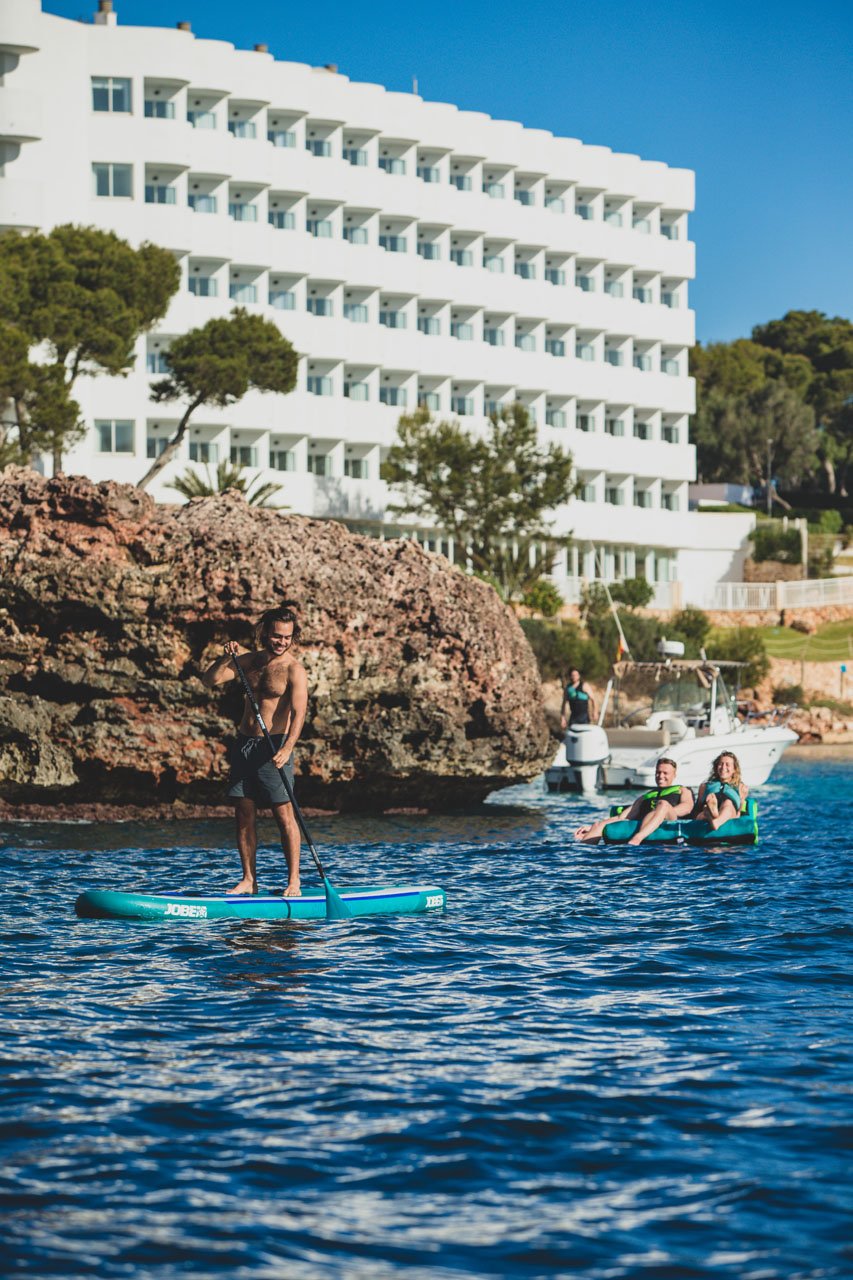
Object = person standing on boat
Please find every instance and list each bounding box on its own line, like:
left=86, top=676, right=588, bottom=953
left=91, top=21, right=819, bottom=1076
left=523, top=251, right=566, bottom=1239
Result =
left=561, top=668, right=596, bottom=731
left=574, top=757, right=694, bottom=844
left=693, top=752, right=747, bottom=829
left=202, top=605, right=307, bottom=897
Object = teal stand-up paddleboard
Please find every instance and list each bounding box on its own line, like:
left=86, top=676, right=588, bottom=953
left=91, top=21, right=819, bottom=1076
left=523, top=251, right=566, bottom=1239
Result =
left=75, top=884, right=447, bottom=922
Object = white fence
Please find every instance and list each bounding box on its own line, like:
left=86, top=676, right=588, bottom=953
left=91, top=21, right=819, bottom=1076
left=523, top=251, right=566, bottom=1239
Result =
left=706, top=576, right=853, bottom=612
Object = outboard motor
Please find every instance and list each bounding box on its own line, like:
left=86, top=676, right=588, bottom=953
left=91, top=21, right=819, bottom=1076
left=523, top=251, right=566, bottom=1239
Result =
left=563, top=723, right=610, bottom=794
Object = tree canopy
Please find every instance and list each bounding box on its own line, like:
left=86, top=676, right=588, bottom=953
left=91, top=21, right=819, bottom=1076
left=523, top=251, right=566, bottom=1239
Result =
left=691, top=311, right=853, bottom=495
left=0, top=225, right=180, bottom=470
left=381, top=402, right=576, bottom=600
left=137, top=309, right=299, bottom=490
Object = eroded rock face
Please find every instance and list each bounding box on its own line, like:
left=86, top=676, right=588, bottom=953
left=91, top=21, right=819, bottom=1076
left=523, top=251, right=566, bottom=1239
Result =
left=0, top=468, right=552, bottom=812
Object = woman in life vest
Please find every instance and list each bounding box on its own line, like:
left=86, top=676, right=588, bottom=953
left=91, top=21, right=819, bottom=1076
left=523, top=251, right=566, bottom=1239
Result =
left=693, top=751, right=748, bottom=829
left=560, top=668, right=595, bottom=731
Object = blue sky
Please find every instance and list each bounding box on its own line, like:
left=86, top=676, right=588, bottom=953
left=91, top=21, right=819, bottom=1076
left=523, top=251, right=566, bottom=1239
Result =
left=47, top=0, right=853, bottom=343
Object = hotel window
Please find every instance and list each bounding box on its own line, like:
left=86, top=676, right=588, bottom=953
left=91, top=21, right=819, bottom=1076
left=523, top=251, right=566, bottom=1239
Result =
left=450, top=173, right=472, bottom=191
left=188, top=275, right=217, bottom=297
left=379, top=234, right=407, bottom=253
left=344, top=458, right=369, bottom=479
left=605, top=486, right=624, bottom=506
left=379, top=156, right=406, bottom=174
left=307, top=453, right=331, bottom=475
left=451, top=248, right=473, bottom=267
left=230, top=201, right=258, bottom=222
left=269, top=129, right=296, bottom=147
left=380, top=310, right=407, bottom=329
left=144, top=99, right=175, bottom=119
left=228, top=119, right=257, bottom=139
left=605, top=418, right=625, bottom=437
left=419, top=392, right=441, bottom=412
left=344, top=302, right=369, bottom=323
left=578, top=484, right=597, bottom=502
left=344, top=380, right=370, bottom=401
left=344, top=147, right=368, bottom=166
left=343, top=225, right=369, bottom=244
left=269, top=210, right=295, bottom=230
left=418, top=317, right=441, bottom=336
left=662, top=357, right=680, bottom=376
left=307, top=297, right=334, bottom=317
left=271, top=449, right=296, bottom=471
left=662, top=424, right=680, bottom=444
left=576, top=414, right=594, bottom=432
left=188, top=108, right=217, bottom=129
left=270, top=289, right=295, bottom=310
left=93, top=163, right=132, bottom=198
left=189, top=441, right=219, bottom=464
left=545, top=267, right=566, bottom=285
left=307, top=218, right=333, bottom=238
left=545, top=338, right=565, bottom=357
left=484, top=327, right=504, bottom=346
left=633, top=421, right=650, bottom=440
left=451, top=321, right=474, bottom=341
left=145, top=183, right=176, bottom=205
left=96, top=420, right=134, bottom=454
left=230, top=445, right=258, bottom=467
left=380, top=386, right=407, bottom=407
left=417, top=242, right=441, bottom=260
left=229, top=281, right=257, bottom=304
left=451, top=395, right=474, bottom=415
left=307, top=376, right=333, bottom=396
left=146, top=435, right=169, bottom=459
left=146, top=350, right=170, bottom=374
left=661, top=492, right=680, bottom=511
left=576, top=342, right=595, bottom=361
left=483, top=254, right=504, bottom=273
left=634, top=490, right=654, bottom=508
left=306, top=138, right=332, bottom=157
left=546, top=409, right=567, bottom=428
left=92, top=76, right=132, bottom=113
left=188, top=193, right=217, bottom=213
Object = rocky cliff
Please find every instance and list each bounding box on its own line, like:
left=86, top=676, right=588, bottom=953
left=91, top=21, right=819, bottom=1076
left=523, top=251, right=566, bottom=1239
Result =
left=0, top=469, right=552, bottom=815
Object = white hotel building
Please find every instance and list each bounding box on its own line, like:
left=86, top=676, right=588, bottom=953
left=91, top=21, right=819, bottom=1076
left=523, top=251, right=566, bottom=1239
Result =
left=1, top=0, right=754, bottom=605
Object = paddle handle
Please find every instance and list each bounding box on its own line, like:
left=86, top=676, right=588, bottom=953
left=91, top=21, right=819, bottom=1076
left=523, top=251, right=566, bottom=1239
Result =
left=229, top=650, right=327, bottom=882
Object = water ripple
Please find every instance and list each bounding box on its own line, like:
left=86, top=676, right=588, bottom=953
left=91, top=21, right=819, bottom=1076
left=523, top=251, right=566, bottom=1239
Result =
left=1, top=757, right=851, bottom=1278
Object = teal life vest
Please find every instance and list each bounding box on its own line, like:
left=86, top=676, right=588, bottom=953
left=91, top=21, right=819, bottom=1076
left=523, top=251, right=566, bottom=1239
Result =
left=565, top=683, right=591, bottom=725
left=706, top=779, right=744, bottom=811
left=638, top=784, right=682, bottom=817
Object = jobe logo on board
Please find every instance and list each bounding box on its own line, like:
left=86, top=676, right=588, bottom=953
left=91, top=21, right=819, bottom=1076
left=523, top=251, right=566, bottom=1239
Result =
left=425, top=895, right=444, bottom=909
left=165, top=902, right=208, bottom=918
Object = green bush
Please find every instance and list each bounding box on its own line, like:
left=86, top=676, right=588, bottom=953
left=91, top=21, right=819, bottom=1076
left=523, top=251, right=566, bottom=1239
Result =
left=710, top=627, right=770, bottom=686
left=667, top=607, right=712, bottom=656
left=609, top=577, right=655, bottom=609
left=519, top=619, right=610, bottom=683
left=522, top=578, right=563, bottom=618
left=772, top=683, right=803, bottom=705
left=751, top=523, right=802, bottom=564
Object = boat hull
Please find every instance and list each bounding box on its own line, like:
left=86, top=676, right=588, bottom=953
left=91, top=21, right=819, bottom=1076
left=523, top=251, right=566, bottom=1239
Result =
left=75, top=884, right=447, bottom=922
left=600, top=726, right=798, bottom=790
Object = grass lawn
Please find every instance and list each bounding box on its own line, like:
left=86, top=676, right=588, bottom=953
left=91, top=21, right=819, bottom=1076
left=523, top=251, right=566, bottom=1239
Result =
left=713, top=619, right=853, bottom=662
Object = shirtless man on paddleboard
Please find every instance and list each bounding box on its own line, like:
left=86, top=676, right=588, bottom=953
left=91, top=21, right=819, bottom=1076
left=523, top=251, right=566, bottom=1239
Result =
left=202, top=605, right=307, bottom=896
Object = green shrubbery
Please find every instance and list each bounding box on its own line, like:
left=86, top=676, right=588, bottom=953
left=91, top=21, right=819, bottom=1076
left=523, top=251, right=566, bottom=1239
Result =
left=708, top=627, right=770, bottom=685
left=751, top=523, right=803, bottom=564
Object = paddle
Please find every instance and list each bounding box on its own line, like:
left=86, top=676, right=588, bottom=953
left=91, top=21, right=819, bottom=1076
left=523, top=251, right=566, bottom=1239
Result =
left=229, top=649, right=351, bottom=920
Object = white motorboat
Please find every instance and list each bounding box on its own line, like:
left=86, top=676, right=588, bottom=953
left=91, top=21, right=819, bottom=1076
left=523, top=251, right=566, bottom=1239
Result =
left=546, top=647, right=798, bottom=794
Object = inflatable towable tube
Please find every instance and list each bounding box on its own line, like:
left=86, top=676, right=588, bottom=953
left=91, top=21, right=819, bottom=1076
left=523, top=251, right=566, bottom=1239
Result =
left=602, top=798, right=759, bottom=845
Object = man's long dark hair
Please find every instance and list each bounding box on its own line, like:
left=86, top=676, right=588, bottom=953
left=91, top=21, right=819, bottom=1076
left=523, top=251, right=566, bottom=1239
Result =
left=254, top=602, right=301, bottom=648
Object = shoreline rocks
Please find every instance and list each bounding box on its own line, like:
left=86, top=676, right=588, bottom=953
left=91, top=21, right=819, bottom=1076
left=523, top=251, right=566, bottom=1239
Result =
left=0, top=468, right=553, bottom=815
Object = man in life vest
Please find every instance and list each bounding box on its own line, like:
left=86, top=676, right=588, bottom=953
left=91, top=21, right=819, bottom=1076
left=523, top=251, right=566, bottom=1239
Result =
left=574, top=757, right=694, bottom=844
left=560, top=668, right=595, bottom=731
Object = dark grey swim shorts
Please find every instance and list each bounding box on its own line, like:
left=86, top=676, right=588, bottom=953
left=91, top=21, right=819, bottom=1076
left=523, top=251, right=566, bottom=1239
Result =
left=226, top=733, right=294, bottom=806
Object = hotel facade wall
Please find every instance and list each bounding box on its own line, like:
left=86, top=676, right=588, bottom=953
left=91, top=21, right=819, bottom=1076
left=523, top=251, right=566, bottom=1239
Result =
left=0, top=0, right=754, bottom=602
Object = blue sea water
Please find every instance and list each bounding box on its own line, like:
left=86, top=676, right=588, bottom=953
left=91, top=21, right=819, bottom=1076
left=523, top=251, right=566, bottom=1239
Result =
left=1, top=755, right=851, bottom=1279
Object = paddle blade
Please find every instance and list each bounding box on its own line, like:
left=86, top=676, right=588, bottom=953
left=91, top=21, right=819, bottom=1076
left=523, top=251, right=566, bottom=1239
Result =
left=324, top=879, right=352, bottom=920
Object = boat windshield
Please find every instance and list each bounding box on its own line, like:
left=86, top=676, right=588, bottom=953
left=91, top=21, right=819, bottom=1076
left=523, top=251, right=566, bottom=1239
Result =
left=652, top=676, right=710, bottom=716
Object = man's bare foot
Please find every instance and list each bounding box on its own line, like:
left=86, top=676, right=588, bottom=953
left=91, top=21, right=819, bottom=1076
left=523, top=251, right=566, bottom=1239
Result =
left=227, top=877, right=257, bottom=895
left=284, top=881, right=301, bottom=897
left=627, top=836, right=643, bottom=846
